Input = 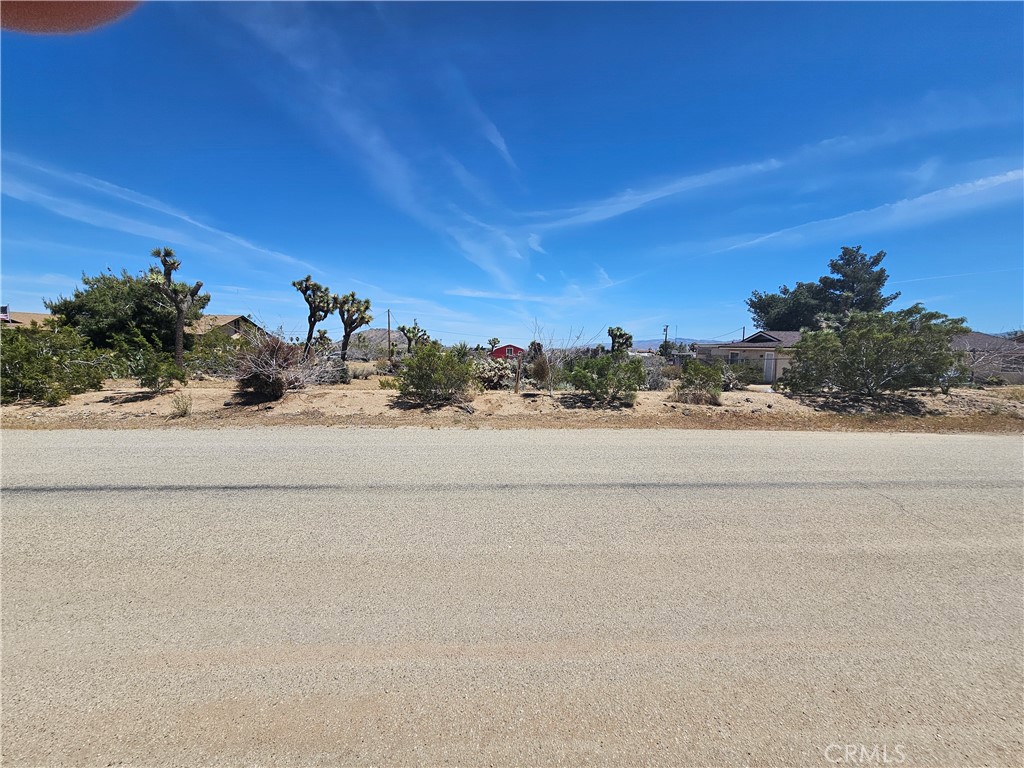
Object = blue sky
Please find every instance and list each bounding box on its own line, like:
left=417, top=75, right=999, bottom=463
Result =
left=2, top=1, right=1022, bottom=346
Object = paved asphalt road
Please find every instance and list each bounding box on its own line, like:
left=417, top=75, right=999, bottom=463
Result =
left=1, top=428, right=1021, bottom=766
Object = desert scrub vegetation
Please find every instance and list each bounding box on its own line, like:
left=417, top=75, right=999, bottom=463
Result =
left=235, top=334, right=305, bottom=400
left=396, top=342, right=475, bottom=404
left=474, top=357, right=517, bottom=390
left=779, top=305, right=968, bottom=396
left=566, top=352, right=645, bottom=405
left=0, top=322, right=109, bottom=405
left=723, top=361, right=764, bottom=389
left=113, top=331, right=183, bottom=393
left=989, top=386, right=1024, bottom=403
left=169, top=391, right=193, bottom=418
left=348, top=362, right=377, bottom=380
left=673, top=360, right=724, bottom=405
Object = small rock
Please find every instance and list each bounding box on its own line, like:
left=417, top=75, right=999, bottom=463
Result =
left=766, top=403, right=773, bottom=409
left=457, top=404, right=475, bottom=414
left=744, top=397, right=753, bottom=402
left=223, top=400, right=233, bottom=406
left=751, top=408, right=763, bottom=414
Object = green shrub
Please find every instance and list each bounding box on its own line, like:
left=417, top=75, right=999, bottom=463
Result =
left=0, top=323, right=108, bottom=405
left=673, top=360, right=723, bottom=405
left=397, top=343, right=475, bottom=404
left=780, top=305, right=969, bottom=396
left=727, top=361, right=764, bottom=386
left=450, top=341, right=474, bottom=363
left=660, top=364, right=683, bottom=380
left=566, top=353, right=645, bottom=404
left=378, top=376, right=399, bottom=390
left=185, top=328, right=247, bottom=378
left=528, top=354, right=552, bottom=390
left=113, top=332, right=182, bottom=392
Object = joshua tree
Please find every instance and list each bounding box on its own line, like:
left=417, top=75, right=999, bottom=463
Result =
left=607, top=326, right=633, bottom=354
left=150, top=247, right=207, bottom=368
left=292, top=275, right=336, bottom=361
left=397, top=320, right=428, bottom=353
left=335, top=291, right=373, bottom=361
left=488, top=337, right=500, bottom=352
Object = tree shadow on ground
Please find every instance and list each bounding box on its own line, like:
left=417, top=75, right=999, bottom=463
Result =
left=385, top=396, right=474, bottom=414
left=223, top=390, right=281, bottom=408
left=788, top=392, right=942, bottom=416
left=99, top=391, right=162, bottom=405
left=557, top=393, right=635, bottom=411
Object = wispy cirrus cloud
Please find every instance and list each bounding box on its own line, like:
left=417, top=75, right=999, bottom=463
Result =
left=529, top=159, right=783, bottom=232
left=713, top=169, right=1023, bottom=253
left=2, top=153, right=318, bottom=273
left=440, top=65, right=519, bottom=173
left=889, top=267, right=1024, bottom=285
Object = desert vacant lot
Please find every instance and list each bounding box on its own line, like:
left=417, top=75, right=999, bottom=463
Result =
left=2, top=377, right=1023, bottom=432
left=1, top=428, right=1022, bottom=766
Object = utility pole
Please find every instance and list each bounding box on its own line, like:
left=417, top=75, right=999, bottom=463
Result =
left=663, top=325, right=669, bottom=344
left=387, top=309, right=393, bottom=362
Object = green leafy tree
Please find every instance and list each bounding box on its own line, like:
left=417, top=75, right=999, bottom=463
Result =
left=292, top=275, right=337, bottom=361
left=0, top=321, right=108, bottom=405
left=780, top=305, right=969, bottom=396
left=746, top=246, right=900, bottom=331
left=150, top=247, right=208, bottom=369
left=819, top=246, right=901, bottom=315
left=658, top=340, right=677, bottom=358
left=335, top=291, right=373, bottom=361
left=45, top=268, right=196, bottom=353
left=607, top=326, right=633, bottom=353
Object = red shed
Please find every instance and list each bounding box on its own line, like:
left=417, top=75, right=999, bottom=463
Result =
left=488, top=343, right=525, bottom=360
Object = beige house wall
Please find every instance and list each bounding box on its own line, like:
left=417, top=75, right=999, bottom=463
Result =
left=698, top=347, right=794, bottom=384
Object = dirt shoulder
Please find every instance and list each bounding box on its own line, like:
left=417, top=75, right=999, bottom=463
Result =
left=3, top=378, right=1022, bottom=433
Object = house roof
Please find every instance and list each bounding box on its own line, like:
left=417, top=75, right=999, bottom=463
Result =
left=709, top=330, right=803, bottom=349
left=1, top=311, right=54, bottom=328
left=187, top=314, right=253, bottom=334
left=951, top=332, right=1022, bottom=352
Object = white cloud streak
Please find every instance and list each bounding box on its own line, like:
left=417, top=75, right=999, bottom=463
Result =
left=2, top=153, right=318, bottom=273
left=531, top=159, right=783, bottom=232
left=715, top=170, right=1024, bottom=253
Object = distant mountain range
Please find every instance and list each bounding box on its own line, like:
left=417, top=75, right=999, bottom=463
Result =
left=631, top=337, right=721, bottom=350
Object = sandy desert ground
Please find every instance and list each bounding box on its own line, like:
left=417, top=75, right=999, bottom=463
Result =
left=2, top=376, right=1022, bottom=432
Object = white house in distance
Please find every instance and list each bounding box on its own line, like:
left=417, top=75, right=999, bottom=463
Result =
left=694, top=330, right=803, bottom=384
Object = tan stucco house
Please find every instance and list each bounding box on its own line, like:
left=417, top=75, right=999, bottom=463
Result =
left=187, top=314, right=265, bottom=340
left=694, top=330, right=802, bottom=384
